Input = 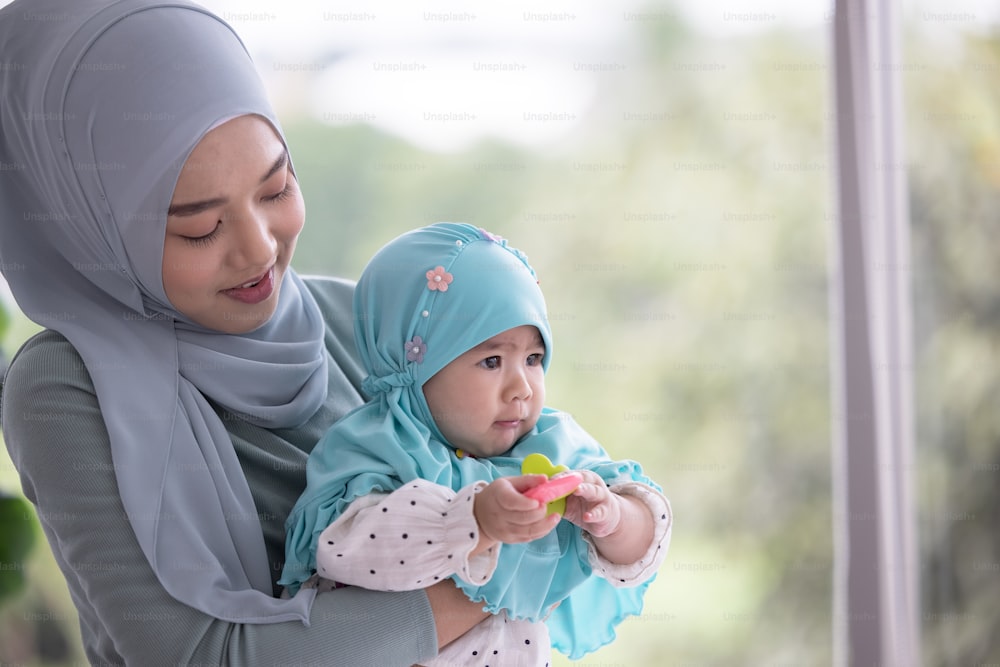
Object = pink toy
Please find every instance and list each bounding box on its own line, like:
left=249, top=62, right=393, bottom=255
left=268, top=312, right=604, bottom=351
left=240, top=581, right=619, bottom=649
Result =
left=523, top=472, right=583, bottom=504
left=520, top=452, right=583, bottom=515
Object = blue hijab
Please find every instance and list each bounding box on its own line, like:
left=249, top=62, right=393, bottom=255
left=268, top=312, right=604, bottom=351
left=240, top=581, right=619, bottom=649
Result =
left=282, top=223, right=657, bottom=657
left=0, top=0, right=325, bottom=623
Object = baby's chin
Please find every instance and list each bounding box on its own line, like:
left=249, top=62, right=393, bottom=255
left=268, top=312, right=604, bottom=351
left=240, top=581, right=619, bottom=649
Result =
left=463, top=441, right=516, bottom=459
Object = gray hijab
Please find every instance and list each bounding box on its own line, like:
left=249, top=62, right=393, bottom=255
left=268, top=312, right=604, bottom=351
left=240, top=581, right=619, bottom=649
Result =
left=0, top=0, right=327, bottom=623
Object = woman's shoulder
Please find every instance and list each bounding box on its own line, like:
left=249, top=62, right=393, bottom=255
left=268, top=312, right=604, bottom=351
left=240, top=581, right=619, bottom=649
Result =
left=1, top=329, right=100, bottom=473
left=3, top=329, right=88, bottom=394
left=299, top=274, right=355, bottom=310
left=1, top=329, right=92, bottom=430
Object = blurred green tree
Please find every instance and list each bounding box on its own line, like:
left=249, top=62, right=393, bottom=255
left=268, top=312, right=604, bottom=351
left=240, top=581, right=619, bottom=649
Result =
left=906, top=27, right=1000, bottom=667
left=1, top=299, right=36, bottom=607
left=0, top=491, right=35, bottom=604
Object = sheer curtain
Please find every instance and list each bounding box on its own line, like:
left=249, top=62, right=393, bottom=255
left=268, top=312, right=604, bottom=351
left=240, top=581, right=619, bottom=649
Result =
left=830, top=0, right=919, bottom=664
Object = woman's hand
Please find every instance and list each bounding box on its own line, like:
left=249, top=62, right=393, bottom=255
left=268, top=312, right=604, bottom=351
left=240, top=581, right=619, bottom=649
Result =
left=472, top=475, right=560, bottom=554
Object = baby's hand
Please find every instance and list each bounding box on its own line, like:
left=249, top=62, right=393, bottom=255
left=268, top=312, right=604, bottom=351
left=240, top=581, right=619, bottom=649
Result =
left=562, top=470, right=623, bottom=538
left=474, top=475, right=561, bottom=547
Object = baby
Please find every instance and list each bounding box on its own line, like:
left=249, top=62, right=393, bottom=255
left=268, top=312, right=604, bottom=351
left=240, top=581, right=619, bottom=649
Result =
left=281, top=223, right=672, bottom=664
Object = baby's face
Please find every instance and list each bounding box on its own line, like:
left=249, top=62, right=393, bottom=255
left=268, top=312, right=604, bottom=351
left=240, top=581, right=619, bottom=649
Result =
left=423, top=325, right=546, bottom=457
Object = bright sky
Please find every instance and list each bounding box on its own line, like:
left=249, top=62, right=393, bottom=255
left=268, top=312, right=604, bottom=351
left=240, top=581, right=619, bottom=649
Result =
left=1, top=0, right=997, bottom=151
left=190, top=0, right=839, bottom=151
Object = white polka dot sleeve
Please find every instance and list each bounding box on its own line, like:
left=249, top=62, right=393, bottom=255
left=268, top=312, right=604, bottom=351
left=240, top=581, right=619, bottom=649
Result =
left=314, top=479, right=499, bottom=591
left=427, top=609, right=551, bottom=667
left=583, top=482, right=673, bottom=587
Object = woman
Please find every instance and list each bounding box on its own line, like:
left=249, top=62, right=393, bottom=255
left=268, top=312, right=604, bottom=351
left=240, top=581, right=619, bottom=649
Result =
left=0, top=0, right=487, bottom=664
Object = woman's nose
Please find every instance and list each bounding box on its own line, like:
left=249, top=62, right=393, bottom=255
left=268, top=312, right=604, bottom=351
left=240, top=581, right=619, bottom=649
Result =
left=233, top=211, right=277, bottom=267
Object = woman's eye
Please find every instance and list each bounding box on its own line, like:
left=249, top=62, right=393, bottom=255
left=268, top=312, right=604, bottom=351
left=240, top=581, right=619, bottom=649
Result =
left=182, top=222, right=221, bottom=247
left=527, top=353, right=544, bottom=366
left=264, top=182, right=293, bottom=203
left=480, top=356, right=501, bottom=370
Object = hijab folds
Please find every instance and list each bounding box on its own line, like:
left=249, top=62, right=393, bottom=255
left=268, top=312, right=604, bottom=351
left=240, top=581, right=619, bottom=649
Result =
left=0, top=0, right=327, bottom=623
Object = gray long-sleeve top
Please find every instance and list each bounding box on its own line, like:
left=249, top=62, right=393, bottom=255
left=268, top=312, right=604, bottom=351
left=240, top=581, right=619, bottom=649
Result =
left=1, top=276, right=439, bottom=666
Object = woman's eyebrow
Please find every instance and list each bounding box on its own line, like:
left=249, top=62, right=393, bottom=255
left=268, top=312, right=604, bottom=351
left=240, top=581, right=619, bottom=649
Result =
left=167, top=151, right=289, bottom=217
left=167, top=196, right=227, bottom=218
left=259, top=150, right=288, bottom=184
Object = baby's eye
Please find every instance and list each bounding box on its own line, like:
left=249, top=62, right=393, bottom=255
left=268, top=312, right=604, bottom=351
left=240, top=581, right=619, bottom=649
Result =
left=479, top=356, right=501, bottom=370
left=526, top=353, right=544, bottom=366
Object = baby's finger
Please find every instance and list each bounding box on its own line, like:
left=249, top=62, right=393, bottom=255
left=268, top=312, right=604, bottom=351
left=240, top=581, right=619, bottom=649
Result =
left=524, top=512, right=561, bottom=539
left=499, top=509, right=550, bottom=532
left=572, top=482, right=605, bottom=502
left=569, top=469, right=605, bottom=486
left=495, top=511, right=560, bottom=544
left=499, top=496, right=551, bottom=522
left=496, top=476, right=548, bottom=511
left=583, top=504, right=608, bottom=524
left=507, top=474, right=550, bottom=493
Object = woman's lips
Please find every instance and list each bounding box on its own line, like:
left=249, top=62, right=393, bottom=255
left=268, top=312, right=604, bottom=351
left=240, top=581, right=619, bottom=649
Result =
left=222, top=267, right=275, bottom=304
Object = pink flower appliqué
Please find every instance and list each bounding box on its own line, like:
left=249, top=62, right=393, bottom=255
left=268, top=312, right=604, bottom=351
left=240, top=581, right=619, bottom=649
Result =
left=426, top=266, right=453, bottom=292
left=405, top=336, right=426, bottom=363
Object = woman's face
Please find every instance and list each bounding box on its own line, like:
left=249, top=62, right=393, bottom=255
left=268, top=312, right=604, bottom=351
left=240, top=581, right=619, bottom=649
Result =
left=163, top=115, right=304, bottom=333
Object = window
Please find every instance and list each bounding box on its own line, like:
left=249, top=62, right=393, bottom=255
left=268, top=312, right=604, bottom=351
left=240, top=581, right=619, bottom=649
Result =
left=5, top=1, right=995, bottom=664
left=252, top=2, right=839, bottom=663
